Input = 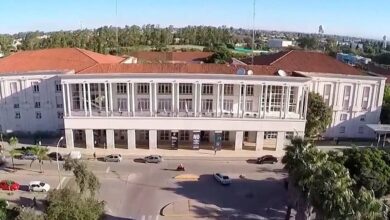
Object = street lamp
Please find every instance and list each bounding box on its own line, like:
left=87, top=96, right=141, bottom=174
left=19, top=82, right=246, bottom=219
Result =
left=56, top=136, right=64, bottom=189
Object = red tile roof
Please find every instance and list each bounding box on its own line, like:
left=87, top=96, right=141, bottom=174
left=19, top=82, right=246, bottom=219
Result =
left=78, top=63, right=278, bottom=76
left=367, top=63, right=390, bottom=84
left=243, top=50, right=362, bottom=75
left=0, top=48, right=124, bottom=74
left=128, top=51, right=213, bottom=63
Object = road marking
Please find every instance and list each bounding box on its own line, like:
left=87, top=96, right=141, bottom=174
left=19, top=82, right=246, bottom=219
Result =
left=105, top=166, right=110, bottom=173
left=56, top=177, right=67, bottom=189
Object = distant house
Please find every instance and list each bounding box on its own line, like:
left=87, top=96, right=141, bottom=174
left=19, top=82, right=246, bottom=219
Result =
left=336, top=53, right=372, bottom=66
left=267, top=39, right=293, bottom=50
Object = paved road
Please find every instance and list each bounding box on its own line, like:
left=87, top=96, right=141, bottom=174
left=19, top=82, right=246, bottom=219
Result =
left=0, top=156, right=289, bottom=220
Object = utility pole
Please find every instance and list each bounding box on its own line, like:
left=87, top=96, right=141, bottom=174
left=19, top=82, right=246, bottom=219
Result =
left=115, top=0, right=119, bottom=54
left=252, top=0, right=256, bottom=65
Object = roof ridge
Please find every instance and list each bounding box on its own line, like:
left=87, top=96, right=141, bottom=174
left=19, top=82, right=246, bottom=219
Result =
left=74, top=48, right=99, bottom=64
left=269, top=50, right=294, bottom=65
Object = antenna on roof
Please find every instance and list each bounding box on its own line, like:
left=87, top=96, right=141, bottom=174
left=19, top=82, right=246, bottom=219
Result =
left=251, top=0, right=256, bottom=65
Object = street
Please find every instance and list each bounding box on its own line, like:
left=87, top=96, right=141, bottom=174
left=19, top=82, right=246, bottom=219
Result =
left=0, top=156, right=289, bottom=220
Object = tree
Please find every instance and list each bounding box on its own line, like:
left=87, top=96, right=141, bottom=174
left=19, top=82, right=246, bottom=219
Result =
left=305, top=92, right=332, bottom=138
left=8, top=137, right=18, bottom=148
left=46, top=188, right=104, bottom=220
left=0, top=199, right=6, bottom=220
left=63, top=159, right=100, bottom=196
left=29, top=146, right=49, bottom=173
left=297, top=37, right=320, bottom=50
left=381, top=86, right=390, bottom=124
left=8, top=149, right=18, bottom=169
left=16, top=207, right=45, bottom=220
left=373, top=53, right=390, bottom=65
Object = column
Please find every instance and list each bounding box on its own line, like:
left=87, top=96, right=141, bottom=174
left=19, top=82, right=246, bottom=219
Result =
left=255, top=131, right=264, bottom=151
left=149, top=130, right=157, bottom=150
left=258, top=85, right=263, bottom=118
left=237, top=84, right=242, bottom=117
left=88, top=83, right=92, bottom=116
left=85, top=129, right=94, bottom=150
left=127, top=129, right=136, bottom=149
left=65, top=129, right=74, bottom=149
left=106, top=129, right=115, bottom=149
left=149, top=82, right=153, bottom=116
left=83, top=83, right=87, bottom=116
left=299, top=87, right=304, bottom=119
left=104, top=83, right=108, bottom=116
left=98, top=83, right=102, bottom=110
left=235, top=131, right=243, bottom=151
left=268, top=86, right=272, bottom=113
left=109, top=83, right=114, bottom=116
left=242, top=84, right=247, bottom=118
left=276, top=131, right=285, bottom=155
left=131, top=82, right=135, bottom=116
left=194, top=83, right=198, bottom=117
left=127, top=83, right=131, bottom=116
left=354, top=83, right=360, bottom=107
left=176, top=83, right=180, bottom=114
left=171, top=82, right=175, bottom=115
left=216, top=84, right=220, bottom=117
left=284, top=86, right=291, bottom=118
left=220, top=83, right=224, bottom=117
left=263, top=85, right=268, bottom=118
left=304, top=88, right=309, bottom=119
left=66, top=83, right=72, bottom=116
left=296, top=86, right=303, bottom=114
left=154, top=83, right=157, bottom=116
left=62, top=84, right=67, bottom=117
left=198, top=83, right=202, bottom=116
left=279, top=86, right=285, bottom=118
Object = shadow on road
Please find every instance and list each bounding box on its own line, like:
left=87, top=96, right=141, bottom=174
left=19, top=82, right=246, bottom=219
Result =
left=246, top=159, right=258, bottom=164
left=161, top=174, right=288, bottom=219
left=104, top=214, right=134, bottom=220
left=133, top=158, right=145, bottom=163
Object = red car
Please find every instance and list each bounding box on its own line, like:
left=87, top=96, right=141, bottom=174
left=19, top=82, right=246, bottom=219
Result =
left=0, top=180, right=20, bottom=191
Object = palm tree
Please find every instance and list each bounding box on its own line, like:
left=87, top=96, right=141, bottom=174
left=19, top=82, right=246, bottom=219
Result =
left=8, top=149, right=18, bottom=169
left=64, top=159, right=100, bottom=197
left=8, top=136, right=18, bottom=148
left=30, top=145, right=49, bottom=173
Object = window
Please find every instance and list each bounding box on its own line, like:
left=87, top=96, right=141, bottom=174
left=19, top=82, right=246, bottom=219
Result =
left=246, top=85, right=254, bottom=96
left=179, top=83, right=192, bottom=95
left=342, top=86, right=351, bottom=110
left=15, top=112, right=21, bottom=119
left=285, top=132, right=294, bottom=140
left=36, top=112, right=42, bottom=119
left=32, top=82, right=39, bottom=93
left=202, top=84, right=213, bottom=95
left=56, top=96, right=63, bottom=108
left=137, top=98, right=150, bottom=111
left=339, top=126, right=346, bottom=134
left=358, top=126, right=364, bottom=134
left=158, top=83, right=172, bottom=94
left=116, top=83, right=127, bottom=94
left=179, top=99, right=192, bottom=112
left=223, top=100, right=233, bottom=111
left=361, top=87, right=370, bottom=110
left=137, top=83, right=149, bottom=94
left=158, top=99, right=172, bottom=111
left=222, top=131, right=230, bottom=141
left=34, top=101, right=41, bottom=109
left=55, top=81, right=62, bottom=93
left=224, top=84, right=234, bottom=96
left=323, top=84, right=332, bottom=106
left=179, top=130, right=190, bottom=141
left=160, top=130, right=170, bottom=141
left=269, top=86, right=284, bottom=112
left=10, top=82, right=18, bottom=94
left=245, top=100, right=253, bottom=112
left=57, top=112, right=64, bottom=119
left=289, top=87, right=297, bottom=112
left=340, top=113, right=348, bottom=121
left=201, top=99, right=213, bottom=111
left=140, top=130, right=149, bottom=140
left=264, top=131, right=277, bottom=139
left=13, top=97, right=19, bottom=109
left=117, top=98, right=127, bottom=111
left=14, top=103, right=19, bottom=109
left=360, top=116, right=365, bottom=122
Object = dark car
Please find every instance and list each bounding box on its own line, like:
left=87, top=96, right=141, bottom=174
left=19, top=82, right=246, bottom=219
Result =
left=47, top=152, right=63, bottom=161
left=257, top=155, right=278, bottom=164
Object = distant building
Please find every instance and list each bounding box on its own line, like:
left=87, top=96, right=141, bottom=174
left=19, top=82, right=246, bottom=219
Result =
left=383, top=35, right=387, bottom=49
left=267, top=39, right=293, bottom=50
left=336, top=53, right=371, bottom=66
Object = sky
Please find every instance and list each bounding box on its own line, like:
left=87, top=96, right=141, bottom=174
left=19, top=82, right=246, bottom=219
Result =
left=0, top=0, right=388, bottom=39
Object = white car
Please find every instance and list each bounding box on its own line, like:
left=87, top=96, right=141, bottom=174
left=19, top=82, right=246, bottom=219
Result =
left=29, top=181, right=50, bottom=192
left=144, top=155, right=162, bottom=163
left=104, top=154, right=122, bottom=162
left=214, top=173, right=231, bottom=185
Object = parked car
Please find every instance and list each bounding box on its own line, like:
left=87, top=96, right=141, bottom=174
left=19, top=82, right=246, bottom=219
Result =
left=0, top=180, right=20, bottom=191
left=68, top=151, right=81, bottom=160
left=29, top=181, right=50, bottom=192
left=21, top=152, right=37, bottom=160
left=214, top=173, right=231, bottom=185
left=257, top=155, right=278, bottom=164
left=47, top=152, right=63, bottom=161
left=144, top=155, right=162, bottom=163
left=104, top=154, right=122, bottom=162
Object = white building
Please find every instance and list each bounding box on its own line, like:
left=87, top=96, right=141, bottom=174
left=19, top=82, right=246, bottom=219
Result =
left=267, top=39, right=293, bottom=49
left=0, top=49, right=386, bottom=156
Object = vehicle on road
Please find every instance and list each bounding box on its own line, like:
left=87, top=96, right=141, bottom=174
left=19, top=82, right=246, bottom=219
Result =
left=68, top=151, right=82, bottom=160
left=21, top=152, right=37, bottom=160
left=47, top=152, right=63, bottom=161
left=0, top=180, right=20, bottom=191
left=176, top=163, right=185, bottom=171
left=104, top=154, right=122, bottom=162
left=214, top=173, right=231, bottom=185
left=257, top=155, right=278, bottom=164
left=29, top=181, right=50, bottom=192
left=144, top=155, right=162, bottom=163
